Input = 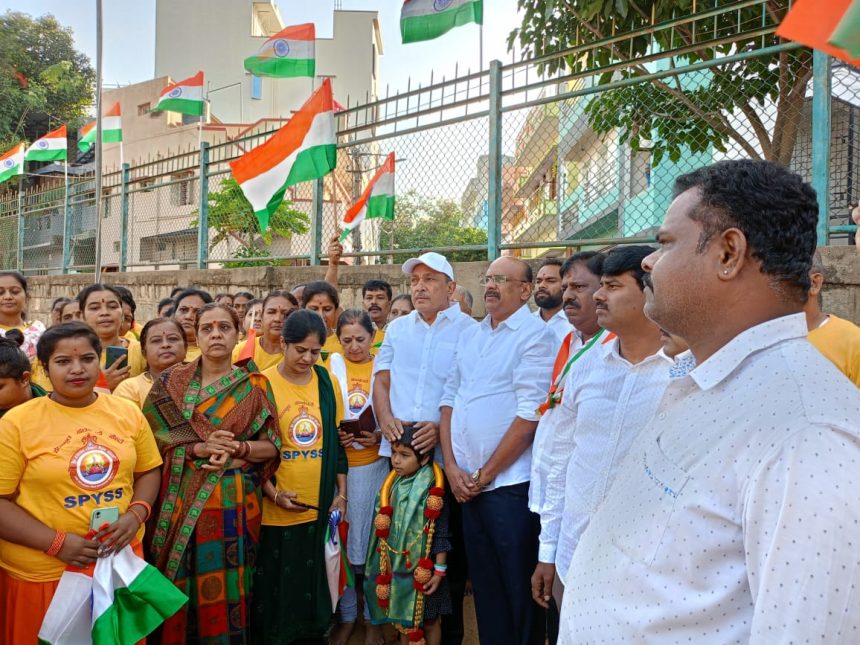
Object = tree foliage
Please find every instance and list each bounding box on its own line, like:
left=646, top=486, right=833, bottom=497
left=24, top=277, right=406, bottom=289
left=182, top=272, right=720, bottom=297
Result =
left=195, top=177, right=309, bottom=261
left=378, top=190, right=488, bottom=262
left=509, top=0, right=810, bottom=166
left=0, top=11, right=95, bottom=151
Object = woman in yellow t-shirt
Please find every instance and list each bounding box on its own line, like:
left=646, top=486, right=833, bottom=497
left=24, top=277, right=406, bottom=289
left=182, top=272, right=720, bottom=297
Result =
left=78, top=283, right=145, bottom=391
left=302, top=280, right=344, bottom=361
left=328, top=309, right=390, bottom=645
left=113, top=317, right=187, bottom=409
left=233, top=291, right=298, bottom=370
left=0, top=322, right=162, bottom=645
left=0, top=270, right=45, bottom=362
left=253, top=309, right=348, bottom=644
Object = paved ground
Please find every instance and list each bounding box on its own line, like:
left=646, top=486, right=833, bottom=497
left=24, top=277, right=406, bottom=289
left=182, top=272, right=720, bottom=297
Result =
left=345, top=595, right=479, bottom=644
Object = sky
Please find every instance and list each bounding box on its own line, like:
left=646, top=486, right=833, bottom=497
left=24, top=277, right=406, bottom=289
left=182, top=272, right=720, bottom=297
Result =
left=4, top=0, right=524, bottom=92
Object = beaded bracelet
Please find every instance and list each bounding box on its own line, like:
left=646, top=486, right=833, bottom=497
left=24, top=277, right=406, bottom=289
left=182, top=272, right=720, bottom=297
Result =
left=129, top=500, right=152, bottom=522
left=434, top=563, right=448, bottom=576
left=45, top=530, right=66, bottom=556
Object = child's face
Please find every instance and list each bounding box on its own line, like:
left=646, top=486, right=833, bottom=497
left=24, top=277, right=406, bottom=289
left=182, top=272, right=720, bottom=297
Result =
left=391, top=442, right=425, bottom=476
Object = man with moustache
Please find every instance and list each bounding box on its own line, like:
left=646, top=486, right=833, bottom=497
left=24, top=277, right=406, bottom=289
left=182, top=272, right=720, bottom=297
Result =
left=362, top=279, right=393, bottom=346
left=533, top=258, right=571, bottom=341
left=528, top=251, right=605, bottom=644
left=531, top=246, right=672, bottom=623
left=440, top=256, right=557, bottom=645
left=558, top=160, right=860, bottom=643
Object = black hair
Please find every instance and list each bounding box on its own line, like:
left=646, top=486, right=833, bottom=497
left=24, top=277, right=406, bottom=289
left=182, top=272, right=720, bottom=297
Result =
left=140, top=317, right=187, bottom=349
left=157, top=297, right=175, bottom=313
left=673, top=160, right=818, bottom=300
left=301, top=280, right=339, bottom=309
left=174, top=288, right=213, bottom=309
left=602, top=246, right=656, bottom=291
left=0, top=270, right=27, bottom=293
left=392, top=436, right=433, bottom=463
left=51, top=296, right=72, bottom=312
left=391, top=293, right=414, bottom=310
left=112, top=285, right=137, bottom=315
left=282, top=308, right=327, bottom=345
left=0, top=329, right=30, bottom=379
left=215, top=292, right=234, bottom=303
left=362, top=279, right=393, bottom=300
left=561, top=251, right=606, bottom=279
left=233, top=291, right=254, bottom=301
left=194, top=302, right=241, bottom=332
left=539, top=258, right=564, bottom=271
left=507, top=257, right=534, bottom=283
left=169, top=286, right=186, bottom=298
left=263, top=290, right=299, bottom=310
left=77, top=283, right=123, bottom=310
left=246, top=298, right=263, bottom=308
left=36, top=321, right=102, bottom=366
left=336, top=308, right=374, bottom=337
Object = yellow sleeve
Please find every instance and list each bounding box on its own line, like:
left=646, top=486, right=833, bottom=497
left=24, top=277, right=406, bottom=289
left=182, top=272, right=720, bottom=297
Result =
left=113, top=378, right=142, bottom=409
left=0, top=417, right=24, bottom=496
left=128, top=341, right=146, bottom=377
left=232, top=340, right=246, bottom=363
left=130, top=407, right=162, bottom=473
left=30, top=360, right=53, bottom=392
left=330, top=374, right=345, bottom=427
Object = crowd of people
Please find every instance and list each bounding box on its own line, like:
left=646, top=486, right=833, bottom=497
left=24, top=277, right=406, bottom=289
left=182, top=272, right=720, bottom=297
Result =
left=0, top=159, right=858, bottom=645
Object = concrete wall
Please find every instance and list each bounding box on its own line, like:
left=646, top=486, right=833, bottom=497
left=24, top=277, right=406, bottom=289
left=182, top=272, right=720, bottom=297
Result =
left=21, top=247, right=860, bottom=325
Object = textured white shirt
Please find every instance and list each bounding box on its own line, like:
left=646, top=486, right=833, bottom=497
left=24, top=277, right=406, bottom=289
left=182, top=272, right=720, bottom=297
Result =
left=374, top=303, right=476, bottom=458
left=528, top=330, right=584, bottom=514
left=441, top=304, right=558, bottom=490
left=538, top=336, right=673, bottom=585
left=533, top=306, right=572, bottom=342
left=559, top=314, right=860, bottom=643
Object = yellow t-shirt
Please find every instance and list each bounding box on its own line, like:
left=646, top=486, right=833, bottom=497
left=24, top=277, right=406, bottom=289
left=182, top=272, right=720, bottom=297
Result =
left=0, top=395, right=162, bottom=582
left=808, top=315, right=860, bottom=387
left=342, top=358, right=380, bottom=468
left=102, top=338, right=146, bottom=377
left=112, top=372, right=154, bottom=409
left=320, top=334, right=343, bottom=363
left=184, top=344, right=201, bottom=362
left=262, top=366, right=344, bottom=528
left=372, top=327, right=385, bottom=350
left=232, top=338, right=283, bottom=372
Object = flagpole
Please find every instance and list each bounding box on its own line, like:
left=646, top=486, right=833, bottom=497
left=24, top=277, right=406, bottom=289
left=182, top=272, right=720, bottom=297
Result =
left=93, top=0, right=104, bottom=280
left=479, top=21, right=484, bottom=72
left=62, top=159, right=69, bottom=274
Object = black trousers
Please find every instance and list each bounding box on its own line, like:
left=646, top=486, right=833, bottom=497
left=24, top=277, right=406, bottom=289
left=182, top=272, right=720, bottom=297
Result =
left=461, top=482, right=545, bottom=645
left=441, top=475, right=468, bottom=645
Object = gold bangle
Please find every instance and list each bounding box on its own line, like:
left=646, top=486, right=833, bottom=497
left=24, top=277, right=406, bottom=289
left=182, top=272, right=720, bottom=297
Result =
left=337, top=494, right=348, bottom=503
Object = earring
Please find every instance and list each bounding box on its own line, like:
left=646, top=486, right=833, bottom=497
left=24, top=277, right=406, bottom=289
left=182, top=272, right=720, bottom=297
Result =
left=723, top=270, right=729, bottom=275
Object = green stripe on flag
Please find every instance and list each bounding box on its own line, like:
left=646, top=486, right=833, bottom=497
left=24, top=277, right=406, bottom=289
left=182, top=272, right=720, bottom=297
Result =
left=25, top=149, right=67, bottom=162
left=253, top=143, right=337, bottom=232
left=828, top=1, right=860, bottom=57
left=402, top=0, right=483, bottom=44
left=0, top=165, right=21, bottom=184
left=156, top=97, right=205, bottom=116
left=90, top=564, right=187, bottom=645
left=245, top=56, right=315, bottom=78
left=366, top=193, right=395, bottom=220
left=103, top=129, right=123, bottom=143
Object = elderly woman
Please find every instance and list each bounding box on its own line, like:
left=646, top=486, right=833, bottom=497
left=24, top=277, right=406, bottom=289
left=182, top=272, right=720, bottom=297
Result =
left=114, top=317, right=188, bottom=409
left=143, top=302, right=281, bottom=644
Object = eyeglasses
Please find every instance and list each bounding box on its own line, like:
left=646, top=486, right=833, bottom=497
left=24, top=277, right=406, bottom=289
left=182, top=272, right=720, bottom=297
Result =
left=479, top=274, right=530, bottom=286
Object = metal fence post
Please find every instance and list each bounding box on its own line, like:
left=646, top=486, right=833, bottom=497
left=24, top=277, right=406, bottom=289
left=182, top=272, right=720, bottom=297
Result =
left=62, top=171, right=71, bottom=274
left=119, top=163, right=130, bottom=272
left=16, top=177, right=24, bottom=272
left=310, top=177, right=324, bottom=265
left=811, top=50, right=831, bottom=247
left=197, top=142, right=210, bottom=270
left=487, top=59, right=503, bottom=261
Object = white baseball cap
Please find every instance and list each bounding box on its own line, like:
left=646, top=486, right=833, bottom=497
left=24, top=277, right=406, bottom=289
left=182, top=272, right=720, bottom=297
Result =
left=401, top=251, right=455, bottom=280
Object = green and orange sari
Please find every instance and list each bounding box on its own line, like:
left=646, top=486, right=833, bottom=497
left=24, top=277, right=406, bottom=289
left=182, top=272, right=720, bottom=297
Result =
left=143, top=358, right=281, bottom=645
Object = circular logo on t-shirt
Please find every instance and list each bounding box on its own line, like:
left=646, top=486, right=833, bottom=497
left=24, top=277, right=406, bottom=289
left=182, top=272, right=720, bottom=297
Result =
left=68, top=435, right=120, bottom=490
left=290, top=406, right=321, bottom=446
left=347, top=386, right=368, bottom=415
left=274, top=39, right=290, bottom=57
left=168, top=87, right=182, bottom=98
left=434, top=0, right=455, bottom=11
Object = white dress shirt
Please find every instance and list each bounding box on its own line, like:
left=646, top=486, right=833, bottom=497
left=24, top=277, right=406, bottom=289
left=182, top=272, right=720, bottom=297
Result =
left=374, top=303, right=476, bottom=458
left=533, top=307, right=572, bottom=342
left=528, top=330, right=584, bottom=514
left=441, top=304, right=558, bottom=490
left=538, top=336, right=672, bottom=585
left=559, top=314, right=860, bottom=643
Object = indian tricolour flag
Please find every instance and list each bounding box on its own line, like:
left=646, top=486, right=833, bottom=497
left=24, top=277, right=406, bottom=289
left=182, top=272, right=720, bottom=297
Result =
left=401, top=0, right=483, bottom=44
left=155, top=71, right=205, bottom=116
left=38, top=544, right=187, bottom=645
left=78, top=103, right=123, bottom=154
left=340, top=152, right=395, bottom=242
left=231, top=78, right=336, bottom=232
left=245, top=23, right=315, bottom=78
left=25, top=124, right=67, bottom=162
left=0, top=143, right=24, bottom=184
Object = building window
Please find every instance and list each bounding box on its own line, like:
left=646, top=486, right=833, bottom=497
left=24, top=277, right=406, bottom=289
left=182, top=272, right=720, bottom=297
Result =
left=113, top=241, right=120, bottom=252
left=171, top=173, right=196, bottom=206
left=251, top=75, right=263, bottom=100
left=138, top=102, right=151, bottom=116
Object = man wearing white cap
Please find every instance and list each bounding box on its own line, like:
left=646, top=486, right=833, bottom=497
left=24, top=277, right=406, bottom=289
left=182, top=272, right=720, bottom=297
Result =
left=373, top=251, right=477, bottom=644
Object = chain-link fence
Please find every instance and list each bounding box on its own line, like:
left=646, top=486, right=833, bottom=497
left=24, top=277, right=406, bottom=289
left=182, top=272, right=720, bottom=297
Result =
left=0, top=0, right=855, bottom=275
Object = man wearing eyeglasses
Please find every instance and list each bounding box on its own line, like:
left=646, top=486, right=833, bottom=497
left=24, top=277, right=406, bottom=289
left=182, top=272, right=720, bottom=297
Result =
left=439, top=256, right=558, bottom=645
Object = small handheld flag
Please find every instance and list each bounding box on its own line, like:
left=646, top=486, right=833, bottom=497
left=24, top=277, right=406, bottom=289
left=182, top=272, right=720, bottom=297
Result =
left=245, top=23, right=316, bottom=78
left=155, top=71, right=206, bottom=116
left=25, top=124, right=68, bottom=163
left=340, top=152, right=395, bottom=242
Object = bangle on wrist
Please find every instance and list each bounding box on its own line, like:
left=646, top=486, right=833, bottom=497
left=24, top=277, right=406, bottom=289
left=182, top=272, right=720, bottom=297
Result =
left=129, top=500, right=152, bottom=522
left=127, top=506, right=146, bottom=526
left=337, top=494, right=348, bottom=503
left=273, top=491, right=283, bottom=506
left=45, top=530, right=66, bottom=556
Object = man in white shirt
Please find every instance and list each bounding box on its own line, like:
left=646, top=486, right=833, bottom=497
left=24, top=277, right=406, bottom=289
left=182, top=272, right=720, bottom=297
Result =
left=532, top=246, right=672, bottom=619
left=373, top=251, right=476, bottom=645
left=440, top=256, right=558, bottom=645
left=559, top=160, right=860, bottom=643
left=533, top=258, right=571, bottom=342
